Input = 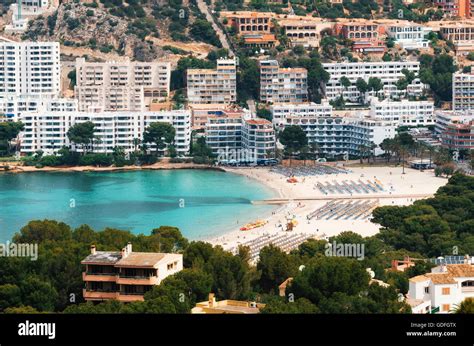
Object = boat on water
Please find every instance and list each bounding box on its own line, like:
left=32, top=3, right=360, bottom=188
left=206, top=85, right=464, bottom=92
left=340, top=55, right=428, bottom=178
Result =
left=240, top=220, right=268, bottom=231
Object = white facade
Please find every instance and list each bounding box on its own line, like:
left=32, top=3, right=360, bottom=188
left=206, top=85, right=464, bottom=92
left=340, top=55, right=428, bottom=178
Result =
left=187, top=58, right=237, bottom=104
left=386, top=23, right=431, bottom=50
left=259, top=60, right=308, bottom=104
left=19, top=110, right=191, bottom=155
left=0, top=96, right=77, bottom=120
left=0, top=41, right=60, bottom=98
left=75, top=58, right=171, bottom=112
left=278, top=112, right=397, bottom=157
left=434, top=110, right=474, bottom=135
left=270, top=102, right=333, bottom=126
left=452, top=72, right=474, bottom=111
left=369, top=99, right=435, bottom=126
left=322, top=61, right=424, bottom=103
left=408, top=262, right=474, bottom=314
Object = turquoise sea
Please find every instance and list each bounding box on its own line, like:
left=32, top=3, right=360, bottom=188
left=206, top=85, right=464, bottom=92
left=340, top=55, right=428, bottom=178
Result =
left=0, top=170, right=277, bottom=242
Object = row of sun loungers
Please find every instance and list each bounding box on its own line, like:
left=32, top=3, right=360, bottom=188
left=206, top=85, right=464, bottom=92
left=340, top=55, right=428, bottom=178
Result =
left=271, top=164, right=350, bottom=177
left=316, top=179, right=385, bottom=195
left=231, top=233, right=314, bottom=263
left=307, top=199, right=379, bottom=221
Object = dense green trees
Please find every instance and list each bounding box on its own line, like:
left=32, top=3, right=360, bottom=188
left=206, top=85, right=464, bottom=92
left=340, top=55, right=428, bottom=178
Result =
left=190, top=20, right=222, bottom=47
left=143, top=122, right=176, bottom=156
left=257, top=245, right=298, bottom=293
left=0, top=121, right=24, bottom=156
left=372, top=174, right=474, bottom=257
left=419, top=54, right=457, bottom=103
left=279, top=125, right=308, bottom=155
left=67, top=121, right=96, bottom=153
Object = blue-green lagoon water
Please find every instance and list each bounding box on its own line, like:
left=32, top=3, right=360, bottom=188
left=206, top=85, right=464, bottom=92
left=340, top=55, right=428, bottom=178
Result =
left=0, top=170, right=277, bottom=242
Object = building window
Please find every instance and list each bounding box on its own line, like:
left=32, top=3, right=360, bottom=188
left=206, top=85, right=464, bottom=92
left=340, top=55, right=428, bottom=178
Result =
left=442, top=304, right=450, bottom=312
left=442, top=287, right=450, bottom=295
left=424, top=287, right=429, bottom=294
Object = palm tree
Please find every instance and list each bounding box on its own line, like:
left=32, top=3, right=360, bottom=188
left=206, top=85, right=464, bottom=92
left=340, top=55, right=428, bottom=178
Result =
left=453, top=298, right=474, bottom=313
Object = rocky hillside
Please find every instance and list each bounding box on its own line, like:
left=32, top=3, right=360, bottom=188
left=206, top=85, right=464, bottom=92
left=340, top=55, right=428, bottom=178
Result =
left=21, top=0, right=220, bottom=61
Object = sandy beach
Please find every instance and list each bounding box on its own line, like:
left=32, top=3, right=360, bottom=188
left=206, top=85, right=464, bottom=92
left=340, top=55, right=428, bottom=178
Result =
left=209, top=164, right=449, bottom=253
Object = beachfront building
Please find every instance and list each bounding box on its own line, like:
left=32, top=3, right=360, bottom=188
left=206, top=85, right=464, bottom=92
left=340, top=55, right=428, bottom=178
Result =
left=271, top=102, right=333, bottom=126
left=386, top=22, right=431, bottom=50
left=192, top=293, right=265, bottom=314
left=438, top=22, right=474, bottom=55
left=0, top=96, right=77, bottom=120
left=277, top=112, right=397, bottom=157
left=186, top=58, right=237, bottom=105
left=74, top=58, right=171, bottom=112
left=322, top=61, right=424, bottom=103
left=259, top=60, right=308, bottom=104
left=452, top=71, right=474, bottom=111
left=82, top=243, right=183, bottom=302
left=0, top=41, right=60, bottom=98
left=18, top=110, right=191, bottom=155
left=279, top=18, right=334, bottom=48
left=189, top=104, right=249, bottom=130
left=205, top=115, right=275, bottom=160
left=435, top=110, right=474, bottom=150
left=407, top=261, right=474, bottom=314
left=369, top=99, right=435, bottom=126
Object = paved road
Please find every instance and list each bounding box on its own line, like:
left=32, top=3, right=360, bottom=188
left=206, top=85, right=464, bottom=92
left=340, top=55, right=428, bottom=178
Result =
left=195, top=0, right=234, bottom=56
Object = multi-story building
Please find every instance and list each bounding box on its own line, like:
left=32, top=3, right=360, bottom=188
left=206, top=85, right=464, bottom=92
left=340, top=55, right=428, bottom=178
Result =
left=242, top=118, right=276, bottom=160
left=82, top=243, right=183, bottom=302
left=187, top=58, right=237, bottom=105
left=452, top=71, right=474, bottom=111
left=386, top=22, right=431, bottom=50
left=435, top=110, right=474, bottom=150
left=6, top=0, right=55, bottom=33
left=259, top=60, right=308, bottom=104
left=271, top=102, right=333, bottom=127
left=224, top=12, right=273, bottom=35
left=74, top=57, right=171, bottom=112
left=432, top=0, right=471, bottom=18
left=407, top=261, right=474, bottom=314
left=335, top=21, right=383, bottom=41
left=322, top=61, right=424, bottom=103
left=278, top=112, right=397, bottom=157
left=0, top=96, right=77, bottom=120
left=189, top=104, right=249, bottom=130
left=205, top=115, right=275, bottom=160
left=438, top=22, right=474, bottom=55
left=369, top=99, right=435, bottom=126
left=19, top=110, right=191, bottom=155
left=279, top=18, right=334, bottom=48
left=0, top=41, right=60, bottom=98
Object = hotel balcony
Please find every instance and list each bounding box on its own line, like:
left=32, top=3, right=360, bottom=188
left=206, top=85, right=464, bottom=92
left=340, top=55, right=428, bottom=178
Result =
left=82, top=272, right=117, bottom=282
left=116, top=275, right=159, bottom=286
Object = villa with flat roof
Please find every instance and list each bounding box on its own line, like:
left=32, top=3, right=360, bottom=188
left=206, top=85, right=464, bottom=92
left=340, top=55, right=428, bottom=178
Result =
left=81, top=243, right=183, bottom=302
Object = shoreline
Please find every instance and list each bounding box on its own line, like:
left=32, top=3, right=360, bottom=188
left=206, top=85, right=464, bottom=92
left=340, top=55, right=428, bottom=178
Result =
left=0, top=162, right=225, bottom=174
left=206, top=165, right=450, bottom=252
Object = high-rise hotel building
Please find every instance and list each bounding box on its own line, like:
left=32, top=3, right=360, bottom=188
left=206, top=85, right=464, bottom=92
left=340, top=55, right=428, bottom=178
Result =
left=452, top=71, right=474, bottom=111
left=186, top=58, right=237, bottom=104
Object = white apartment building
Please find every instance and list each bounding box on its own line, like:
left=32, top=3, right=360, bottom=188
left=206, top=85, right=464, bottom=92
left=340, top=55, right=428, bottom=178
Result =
left=259, top=60, right=308, bottom=104
left=271, top=102, right=333, bottom=127
left=434, top=109, right=474, bottom=135
left=386, top=23, right=431, bottom=50
left=187, top=58, right=237, bottom=104
left=452, top=71, right=474, bottom=111
left=19, top=110, right=191, bottom=155
left=75, top=58, right=171, bottom=112
left=322, top=61, right=424, bottom=103
left=205, top=115, right=275, bottom=160
left=407, top=262, right=474, bottom=314
left=0, top=96, right=77, bottom=120
left=279, top=113, right=397, bottom=157
left=369, top=99, right=435, bottom=126
left=6, top=0, right=54, bottom=33
left=0, top=41, right=60, bottom=98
